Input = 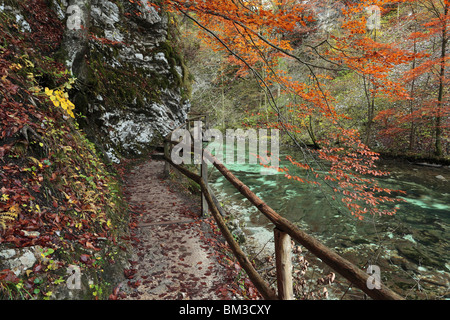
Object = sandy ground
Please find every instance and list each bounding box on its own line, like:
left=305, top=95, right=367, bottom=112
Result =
left=121, top=159, right=238, bottom=300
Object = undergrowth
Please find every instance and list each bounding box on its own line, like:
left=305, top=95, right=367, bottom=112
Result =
left=0, top=2, right=128, bottom=299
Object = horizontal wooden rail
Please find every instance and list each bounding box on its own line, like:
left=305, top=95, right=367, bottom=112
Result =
left=164, top=154, right=278, bottom=300
left=162, top=124, right=404, bottom=300
left=203, top=150, right=404, bottom=300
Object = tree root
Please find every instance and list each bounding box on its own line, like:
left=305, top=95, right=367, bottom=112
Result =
left=20, top=125, right=49, bottom=153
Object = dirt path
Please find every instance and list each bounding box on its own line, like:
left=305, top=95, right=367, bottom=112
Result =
left=120, top=159, right=239, bottom=300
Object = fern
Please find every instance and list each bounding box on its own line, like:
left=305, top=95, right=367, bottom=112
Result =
left=0, top=204, right=19, bottom=231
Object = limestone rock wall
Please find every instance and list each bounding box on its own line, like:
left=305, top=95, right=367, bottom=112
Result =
left=53, top=0, right=191, bottom=162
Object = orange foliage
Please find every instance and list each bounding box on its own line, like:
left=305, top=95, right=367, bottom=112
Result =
left=155, top=0, right=445, bottom=219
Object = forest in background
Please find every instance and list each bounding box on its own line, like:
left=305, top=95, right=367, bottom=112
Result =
left=177, top=0, right=449, bottom=160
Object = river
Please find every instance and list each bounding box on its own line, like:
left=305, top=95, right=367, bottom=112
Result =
left=208, top=149, right=450, bottom=300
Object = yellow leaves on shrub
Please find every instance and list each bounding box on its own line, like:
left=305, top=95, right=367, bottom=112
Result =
left=0, top=203, right=20, bottom=231
left=10, top=63, right=23, bottom=71
left=45, top=87, right=76, bottom=118
left=44, top=78, right=76, bottom=118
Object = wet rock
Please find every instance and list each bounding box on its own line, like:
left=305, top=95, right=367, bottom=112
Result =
left=350, top=237, right=371, bottom=245
left=337, top=236, right=354, bottom=248
left=56, top=0, right=190, bottom=161
left=386, top=252, right=418, bottom=272
left=416, top=162, right=442, bottom=168
left=0, top=247, right=42, bottom=276
left=412, top=229, right=441, bottom=245
left=228, top=219, right=246, bottom=243
left=390, top=275, right=417, bottom=292
left=395, top=241, right=441, bottom=268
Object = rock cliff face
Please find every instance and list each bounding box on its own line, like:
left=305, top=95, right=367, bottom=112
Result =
left=53, top=0, right=191, bottom=162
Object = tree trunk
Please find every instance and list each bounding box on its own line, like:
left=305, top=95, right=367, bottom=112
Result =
left=435, top=4, right=448, bottom=157
left=409, top=8, right=418, bottom=152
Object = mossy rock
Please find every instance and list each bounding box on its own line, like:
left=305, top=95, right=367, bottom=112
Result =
left=395, top=241, right=442, bottom=268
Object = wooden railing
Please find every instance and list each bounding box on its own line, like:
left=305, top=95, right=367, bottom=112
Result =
left=162, top=118, right=404, bottom=300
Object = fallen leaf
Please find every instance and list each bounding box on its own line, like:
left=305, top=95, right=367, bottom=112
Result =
left=80, top=254, right=90, bottom=263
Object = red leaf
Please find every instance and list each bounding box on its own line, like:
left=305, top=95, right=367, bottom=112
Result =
left=0, top=269, right=19, bottom=283
left=124, top=268, right=136, bottom=279
left=33, top=264, right=43, bottom=273
left=113, top=283, right=122, bottom=296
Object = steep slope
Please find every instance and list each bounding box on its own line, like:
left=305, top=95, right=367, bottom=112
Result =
left=0, top=0, right=191, bottom=299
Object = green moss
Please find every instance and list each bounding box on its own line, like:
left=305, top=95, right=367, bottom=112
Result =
left=73, top=92, right=89, bottom=114
left=156, top=40, right=192, bottom=99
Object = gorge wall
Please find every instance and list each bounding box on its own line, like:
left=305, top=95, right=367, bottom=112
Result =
left=54, top=0, right=191, bottom=162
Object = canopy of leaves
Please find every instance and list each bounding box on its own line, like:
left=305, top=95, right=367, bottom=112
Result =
left=165, top=0, right=446, bottom=219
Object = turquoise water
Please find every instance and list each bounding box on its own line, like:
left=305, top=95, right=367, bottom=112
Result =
left=209, top=150, right=450, bottom=299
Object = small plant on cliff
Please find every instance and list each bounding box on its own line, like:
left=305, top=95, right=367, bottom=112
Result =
left=0, top=203, right=19, bottom=232
left=43, top=78, right=76, bottom=118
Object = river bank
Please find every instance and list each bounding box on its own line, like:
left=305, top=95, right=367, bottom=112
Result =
left=209, top=153, right=450, bottom=300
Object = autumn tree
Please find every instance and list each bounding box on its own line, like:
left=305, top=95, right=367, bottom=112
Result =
left=401, top=0, right=449, bottom=156
left=371, top=1, right=449, bottom=156
left=159, top=0, right=423, bottom=219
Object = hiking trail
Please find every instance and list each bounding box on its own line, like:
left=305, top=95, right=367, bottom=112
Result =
left=120, top=159, right=241, bottom=300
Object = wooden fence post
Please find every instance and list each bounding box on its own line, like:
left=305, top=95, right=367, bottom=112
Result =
left=274, top=228, right=294, bottom=300
left=201, top=151, right=208, bottom=217
left=163, top=140, right=404, bottom=300
left=164, top=140, right=170, bottom=177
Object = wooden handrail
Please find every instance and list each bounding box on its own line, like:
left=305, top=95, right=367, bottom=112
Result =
left=203, top=150, right=403, bottom=300
left=162, top=123, right=404, bottom=300
left=163, top=154, right=278, bottom=300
